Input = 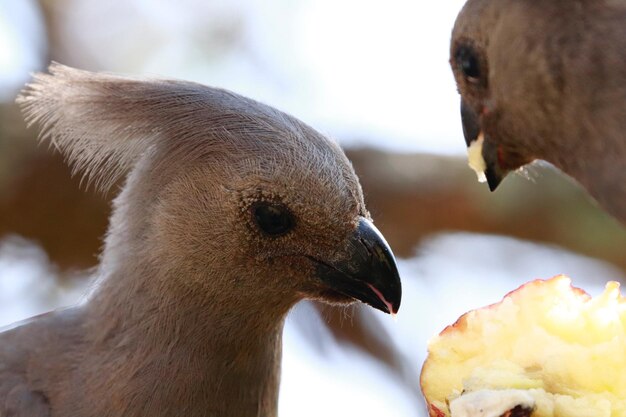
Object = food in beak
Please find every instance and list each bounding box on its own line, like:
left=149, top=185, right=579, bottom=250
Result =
left=467, top=132, right=487, bottom=183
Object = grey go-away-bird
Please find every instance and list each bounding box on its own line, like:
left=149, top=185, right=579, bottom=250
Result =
left=2, top=63, right=402, bottom=417
left=450, top=0, right=626, bottom=222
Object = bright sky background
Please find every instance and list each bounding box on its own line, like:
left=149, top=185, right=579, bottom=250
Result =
left=0, top=0, right=45, bottom=102
left=0, top=0, right=467, bottom=154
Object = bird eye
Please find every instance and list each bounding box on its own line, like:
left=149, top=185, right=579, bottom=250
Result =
left=252, top=202, right=294, bottom=236
left=455, top=45, right=481, bottom=82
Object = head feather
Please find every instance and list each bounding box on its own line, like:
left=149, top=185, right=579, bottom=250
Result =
left=16, top=63, right=310, bottom=192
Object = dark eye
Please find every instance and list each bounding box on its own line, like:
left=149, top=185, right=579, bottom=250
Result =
left=252, top=202, right=294, bottom=236
left=455, top=45, right=481, bottom=81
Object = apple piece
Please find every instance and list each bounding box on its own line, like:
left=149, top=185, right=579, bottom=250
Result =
left=420, top=275, right=626, bottom=417
left=467, top=132, right=487, bottom=183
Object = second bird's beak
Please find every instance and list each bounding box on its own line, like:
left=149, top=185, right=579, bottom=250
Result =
left=313, top=217, right=402, bottom=315
left=461, top=99, right=505, bottom=191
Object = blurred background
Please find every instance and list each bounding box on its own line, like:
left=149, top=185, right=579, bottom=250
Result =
left=1, top=1, right=626, bottom=416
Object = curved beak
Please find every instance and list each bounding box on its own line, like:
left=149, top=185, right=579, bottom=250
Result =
left=461, top=99, right=505, bottom=191
left=312, top=217, right=402, bottom=315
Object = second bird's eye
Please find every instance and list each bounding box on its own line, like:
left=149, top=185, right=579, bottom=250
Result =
left=252, top=202, right=294, bottom=236
left=455, top=45, right=481, bottom=81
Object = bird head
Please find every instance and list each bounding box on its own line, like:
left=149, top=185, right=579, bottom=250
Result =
left=18, top=63, right=401, bottom=316
left=450, top=0, right=587, bottom=190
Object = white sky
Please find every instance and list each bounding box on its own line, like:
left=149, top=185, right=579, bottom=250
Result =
left=0, top=0, right=467, bottom=154
left=0, top=0, right=45, bottom=101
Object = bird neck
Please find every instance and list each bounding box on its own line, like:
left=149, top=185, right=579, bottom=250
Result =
left=75, top=162, right=293, bottom=416
left=82, top=265, right=289, bottom=417
left=546, top=43, right=626, bottom=224
left=550, top=127, right=626, bottom=225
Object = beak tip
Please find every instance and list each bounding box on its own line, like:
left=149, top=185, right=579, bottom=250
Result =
left=391, top=289, right=401, bottom=315
left=315, top=217, right=402, bottom=315
left=390, top=303, right=400, bottom=316
left=485, top=165, right=503, bottom=191
left=364, top=259, right=402, bottom=315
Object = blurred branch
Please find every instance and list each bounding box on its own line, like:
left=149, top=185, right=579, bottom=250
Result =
left=0, top=111, right=109, bottom=269
left=348, top=148, right=626, bottom=272
left=1, top=143, right=624, bottom=272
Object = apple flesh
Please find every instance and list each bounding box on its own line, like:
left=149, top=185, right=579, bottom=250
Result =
left=466, top=132, right=487, bottom=183
left=420, top=275, right=626, bottom=417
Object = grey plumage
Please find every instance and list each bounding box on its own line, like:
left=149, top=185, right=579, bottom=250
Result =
left=451, top=0, right=626, bottom=223
left=4, top=63, right=401, bottom=417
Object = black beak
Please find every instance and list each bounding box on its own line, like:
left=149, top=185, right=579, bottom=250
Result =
left=312, top=217, right=402, bottom=315
left=460, top=99, right=481, bottom=147
left=460, top=99, right=504, bottom=191
left=482, top=139, right=504, bottom=192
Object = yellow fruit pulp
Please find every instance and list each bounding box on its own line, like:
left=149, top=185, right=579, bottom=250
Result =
left=420, top=275, right=626, bottom=417
left=466, top=132, right=487, bottom=183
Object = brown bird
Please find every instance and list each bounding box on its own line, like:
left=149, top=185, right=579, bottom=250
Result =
left=3, top=63, right=401, bottom=417
left=450, top=0, right=626, bottom=222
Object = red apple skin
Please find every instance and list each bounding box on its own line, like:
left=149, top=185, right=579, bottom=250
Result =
left=428, top=404, right=446, bottom=417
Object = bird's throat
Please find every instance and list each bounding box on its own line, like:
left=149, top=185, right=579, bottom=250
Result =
left=81, top=269, right=287, bottom=417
